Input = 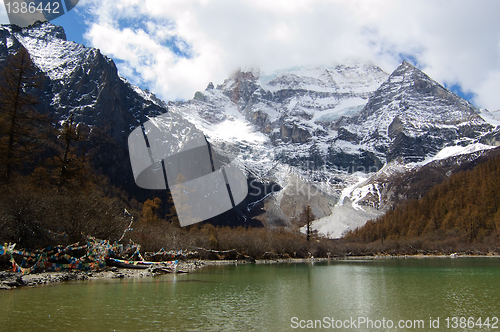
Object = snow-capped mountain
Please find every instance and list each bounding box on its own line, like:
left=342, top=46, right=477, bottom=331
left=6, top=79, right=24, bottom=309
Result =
left=1, top=22, right=498, bottom=233
left=0, top=22, right=171, bottom=194
left=167, top=62, right=392, bottom=224
left=169, top=59, right=497, bottom=231
left=0, top=22, right=166, bottom=144
left=172, top=63, right=389, bottom=167
left=334, top=61, right=492, bottom=164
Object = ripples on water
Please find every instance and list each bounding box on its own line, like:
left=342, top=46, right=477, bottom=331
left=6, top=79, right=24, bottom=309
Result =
left=1, top=258, right=499, bottom=331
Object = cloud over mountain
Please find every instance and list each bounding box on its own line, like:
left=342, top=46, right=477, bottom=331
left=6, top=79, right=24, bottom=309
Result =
left=74, top=0, right=500, bottom=111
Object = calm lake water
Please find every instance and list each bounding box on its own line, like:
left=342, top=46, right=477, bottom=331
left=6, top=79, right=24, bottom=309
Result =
left=1, top=258, right=499, bottom=331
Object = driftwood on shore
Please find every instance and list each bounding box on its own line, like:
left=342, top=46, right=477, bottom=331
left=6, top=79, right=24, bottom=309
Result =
left=106, top=257, right=178, bottom=272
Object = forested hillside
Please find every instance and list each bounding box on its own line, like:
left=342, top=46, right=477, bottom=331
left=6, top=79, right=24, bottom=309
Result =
left=0, top=47, right=325, bottom=259
left=346, top=151, right=500, bottom=251
left=2, top=31, right=499, bottom=263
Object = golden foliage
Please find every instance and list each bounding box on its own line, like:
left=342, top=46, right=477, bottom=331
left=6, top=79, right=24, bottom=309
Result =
left=346, top=152, right=500, bottom=245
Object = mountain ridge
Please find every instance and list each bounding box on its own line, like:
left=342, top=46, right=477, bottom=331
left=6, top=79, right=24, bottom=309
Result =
left=1, top=22, right=498, bottom=233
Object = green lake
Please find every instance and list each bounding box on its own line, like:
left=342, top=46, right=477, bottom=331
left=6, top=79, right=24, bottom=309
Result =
left=1, top=258, right=499, bottom=331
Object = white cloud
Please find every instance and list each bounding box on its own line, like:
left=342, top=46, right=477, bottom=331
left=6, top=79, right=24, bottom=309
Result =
left=475, top=71, right=500, bottom=112
left=78, top=0, right=500, bottom=110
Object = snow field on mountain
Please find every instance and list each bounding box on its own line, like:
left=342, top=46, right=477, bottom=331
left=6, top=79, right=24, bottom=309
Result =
left=4, top=22, right=499, bottom=235
left=14, top=25, right=90, bottom=81
left=300, top=201, right=382, bottom=239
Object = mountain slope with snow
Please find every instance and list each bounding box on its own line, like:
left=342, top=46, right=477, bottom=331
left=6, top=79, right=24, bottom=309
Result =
left=332, top=61, right=492, bottom=165
left=0, top=22, right=167, bottom=145
left=170, top=61, right=499, bottom=232
left=1, top=22, right=498, bottom=232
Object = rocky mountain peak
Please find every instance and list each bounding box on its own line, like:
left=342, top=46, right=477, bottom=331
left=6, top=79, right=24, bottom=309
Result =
left=335, top=61, right=491, bottom=164
left=384, top=60, right=455, bottom=101
left=2, top=22, right=498, bottom=231
left=393, top=59, right=418, bottom=73
left=0, top=22, right=168, bottom=145
left=369, top=60, right=484, bottom=126
left=19, top=21, right=67, bottom=41
left=220, top=68, right=261, bottom=104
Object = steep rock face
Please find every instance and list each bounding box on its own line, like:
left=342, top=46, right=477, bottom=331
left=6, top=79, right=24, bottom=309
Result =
left=334, top=61, right=492, bottom=164
left=0, top=22, right=167, bottom=146
left=0, top=22, right=172, bottom=199
left=2, top=22, right=499, bottom=231
left=481, top=127, right=500, bottom=146
left=279, top=123, right=311, bottom=143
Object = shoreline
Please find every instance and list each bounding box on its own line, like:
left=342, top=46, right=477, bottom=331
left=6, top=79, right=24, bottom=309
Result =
left=1, top=254, right=499, bottom=290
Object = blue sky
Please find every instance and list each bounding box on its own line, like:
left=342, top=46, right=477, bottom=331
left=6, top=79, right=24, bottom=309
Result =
left=2, top=0, right=500, bottom=111
left=51, top=7, right=87, bottom=46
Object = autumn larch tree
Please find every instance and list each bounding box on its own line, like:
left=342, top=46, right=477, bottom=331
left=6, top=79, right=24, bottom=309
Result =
left=140, top=197, right=162, bottom=224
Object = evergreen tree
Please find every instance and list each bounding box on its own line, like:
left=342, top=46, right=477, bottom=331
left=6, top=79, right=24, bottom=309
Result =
left=55, top=112, right=86, bottom=186
left=0, top=46, right=46, bottom=181
left=300, top=204, right=314, bottom=242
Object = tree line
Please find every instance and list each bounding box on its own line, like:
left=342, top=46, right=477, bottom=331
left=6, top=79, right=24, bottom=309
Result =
left=345, top=150, right=500, bottom=252
left=0, top=47, right=329, bottom=260
left=2, top=46, right=498, bottom=260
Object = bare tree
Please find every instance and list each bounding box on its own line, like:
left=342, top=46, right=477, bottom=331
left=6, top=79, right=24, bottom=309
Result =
left=300, top=204, right=314, bottom=242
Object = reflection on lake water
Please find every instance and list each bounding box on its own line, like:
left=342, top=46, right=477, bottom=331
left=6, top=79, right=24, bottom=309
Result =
left=1, top=258, right=499, bottom=331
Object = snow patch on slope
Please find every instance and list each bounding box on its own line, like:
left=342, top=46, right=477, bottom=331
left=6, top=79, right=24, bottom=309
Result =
left=432, top=143, right=496, bottom=161
left=408, top=142, right=496, bottom=168
left=14, top=25, right=92, bottom=81
left=336, top=175, right=369, bottom=208
left=301, top=200, right=382, bottom=239
left=477, top=109, right=500, bottom=126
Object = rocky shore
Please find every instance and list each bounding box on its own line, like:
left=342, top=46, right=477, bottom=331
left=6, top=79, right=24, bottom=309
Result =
left=0, top=259, right=252, bottom=290
left=0, top=257, right=327, bottom=290
left=0, top=262, right=181, bottom=290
